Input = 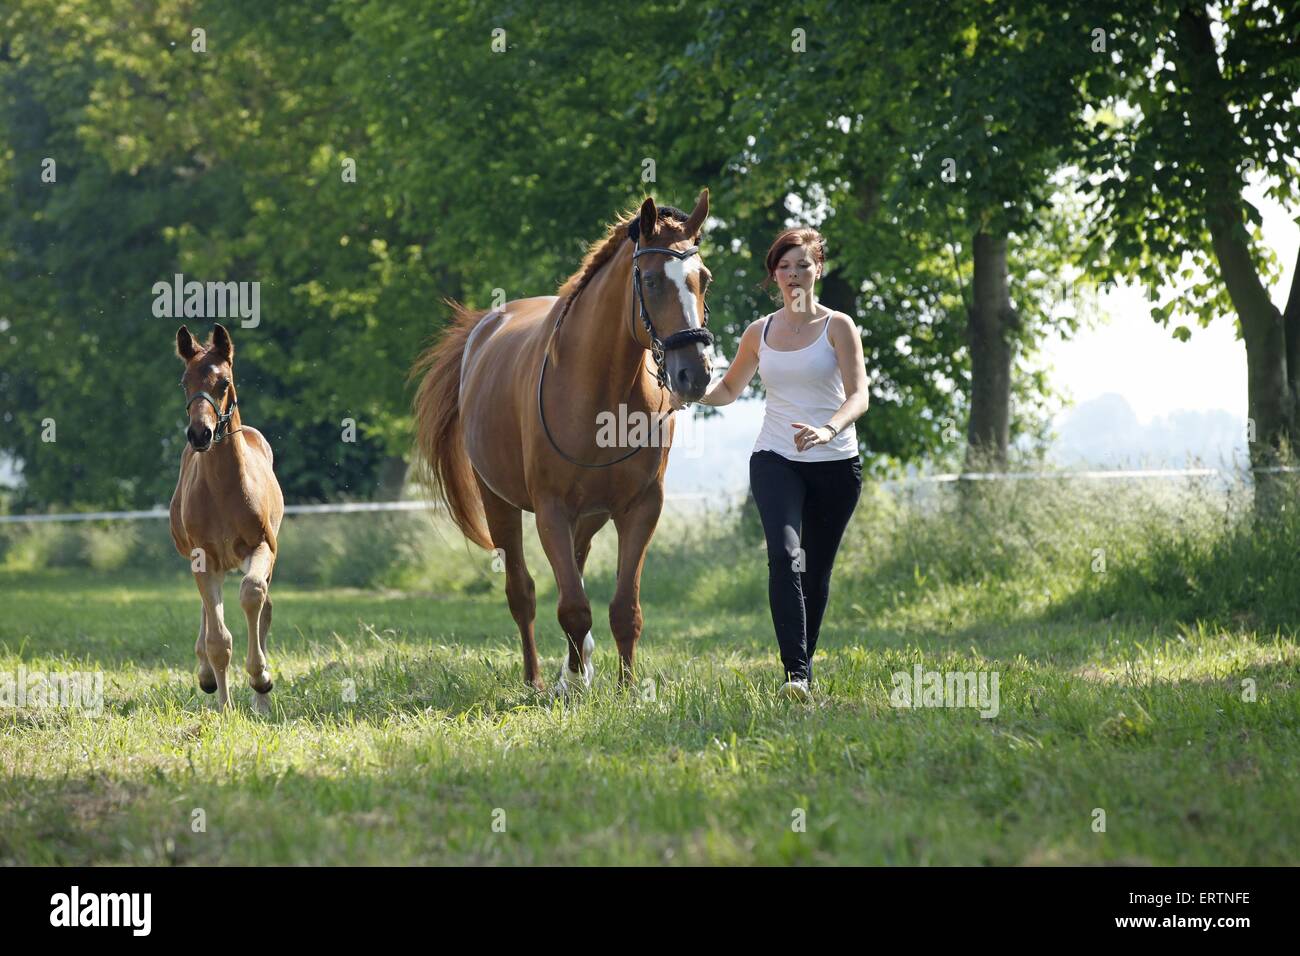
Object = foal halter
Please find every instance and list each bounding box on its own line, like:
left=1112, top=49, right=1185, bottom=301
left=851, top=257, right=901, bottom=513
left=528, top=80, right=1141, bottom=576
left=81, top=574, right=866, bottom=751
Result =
left=185, top=384, right=240, bottom=444
left=537, top=227, right=714, bottom=468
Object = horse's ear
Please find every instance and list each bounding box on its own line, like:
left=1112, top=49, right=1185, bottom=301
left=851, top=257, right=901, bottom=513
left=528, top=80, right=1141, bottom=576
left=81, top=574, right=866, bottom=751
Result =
left=638, top=196, right=658, bottom=242
left=210, top=323, right=234, bottom=363
left=682, top=187, right=709, bottom=241
left=176, top=325, right=201, bottom=361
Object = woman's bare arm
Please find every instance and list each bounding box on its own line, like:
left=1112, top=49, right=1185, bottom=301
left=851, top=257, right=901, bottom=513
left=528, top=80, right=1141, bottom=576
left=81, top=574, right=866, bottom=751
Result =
left=697, top=319, right=763, bottom=407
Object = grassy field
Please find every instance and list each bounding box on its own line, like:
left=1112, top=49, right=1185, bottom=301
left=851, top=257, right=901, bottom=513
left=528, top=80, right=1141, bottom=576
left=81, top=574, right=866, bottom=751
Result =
left=1, top=483, right=1298, bottom=865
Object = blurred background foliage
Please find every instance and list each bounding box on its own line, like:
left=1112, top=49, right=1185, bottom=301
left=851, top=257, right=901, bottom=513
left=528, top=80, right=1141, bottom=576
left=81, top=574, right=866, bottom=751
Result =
left=1, top=0, right=1296, bottom=509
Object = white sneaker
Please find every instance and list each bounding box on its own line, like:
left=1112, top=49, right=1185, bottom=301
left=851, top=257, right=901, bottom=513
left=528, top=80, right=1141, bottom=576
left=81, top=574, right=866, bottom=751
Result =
left=780, top=679, right=810, bottom=702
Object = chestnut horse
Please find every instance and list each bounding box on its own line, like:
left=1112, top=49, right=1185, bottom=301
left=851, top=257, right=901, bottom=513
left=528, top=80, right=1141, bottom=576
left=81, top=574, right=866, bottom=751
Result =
left=413, top=191, right=714, bottom=693
left=170, top=324, right=285, bottom=712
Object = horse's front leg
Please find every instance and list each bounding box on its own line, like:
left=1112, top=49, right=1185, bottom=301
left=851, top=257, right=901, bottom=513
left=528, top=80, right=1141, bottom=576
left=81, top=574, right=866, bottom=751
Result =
left=535, top=503, right=594, bottom=694
left=194, top=568, right=233, bottom=710
left=195, top=604, right=215, bottom=695
left=240, top=542, right=276, bottom=715
left=610, top=484, right=664, bottom=687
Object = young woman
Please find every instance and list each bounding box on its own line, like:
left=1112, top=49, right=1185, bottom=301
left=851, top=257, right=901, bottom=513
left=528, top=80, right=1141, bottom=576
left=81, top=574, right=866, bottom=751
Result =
left=676, top=228, right=870, bottom=700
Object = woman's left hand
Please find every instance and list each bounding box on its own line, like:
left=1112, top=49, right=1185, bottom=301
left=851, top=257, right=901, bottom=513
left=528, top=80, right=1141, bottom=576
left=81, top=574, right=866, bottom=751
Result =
left=791, top=422, right=834, bottom=452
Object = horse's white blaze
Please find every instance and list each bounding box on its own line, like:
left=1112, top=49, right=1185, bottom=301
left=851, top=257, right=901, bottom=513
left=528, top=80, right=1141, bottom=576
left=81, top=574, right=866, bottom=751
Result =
left=664, top=257, right=702, bottom=328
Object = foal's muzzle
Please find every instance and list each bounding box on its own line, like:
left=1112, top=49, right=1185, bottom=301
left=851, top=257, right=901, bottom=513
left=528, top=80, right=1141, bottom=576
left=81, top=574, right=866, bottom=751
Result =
left=187, top=424, right=213, bottom=452
left=184, top=388, right=237, bottom=450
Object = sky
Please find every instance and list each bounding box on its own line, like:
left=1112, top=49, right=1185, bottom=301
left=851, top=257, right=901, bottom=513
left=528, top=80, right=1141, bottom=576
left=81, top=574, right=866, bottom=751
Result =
left=1037, top=176, right=1297, bottom=425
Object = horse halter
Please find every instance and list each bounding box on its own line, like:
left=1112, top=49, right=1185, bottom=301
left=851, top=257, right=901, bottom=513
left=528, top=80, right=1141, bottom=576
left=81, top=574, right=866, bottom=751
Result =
left=628, top=229, right=715, bottom=391
left=185, top=382, right=240, bottom=444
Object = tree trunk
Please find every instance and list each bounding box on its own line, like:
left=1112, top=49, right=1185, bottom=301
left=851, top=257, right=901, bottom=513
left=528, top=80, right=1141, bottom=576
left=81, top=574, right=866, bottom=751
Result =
left=965, top=230, right=1015, bottom=471
left=819, top=271, right=858, bottom=318
left=1174, top=5, right=1299, bottom=511
left=374, top=454, right=409, bottom=500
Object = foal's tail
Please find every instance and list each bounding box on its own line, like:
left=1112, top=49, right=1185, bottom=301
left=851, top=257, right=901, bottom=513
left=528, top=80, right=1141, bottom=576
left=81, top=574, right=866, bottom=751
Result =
left=410, top=300, right=493, bottom=550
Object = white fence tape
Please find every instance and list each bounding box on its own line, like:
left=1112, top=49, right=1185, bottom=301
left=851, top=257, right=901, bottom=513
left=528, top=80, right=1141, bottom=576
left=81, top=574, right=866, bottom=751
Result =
left=0, top=494, right=715, bottom=525
left=913, top=467, right=1221, bottom=483
left=0, top=467, right=1291, bottom=524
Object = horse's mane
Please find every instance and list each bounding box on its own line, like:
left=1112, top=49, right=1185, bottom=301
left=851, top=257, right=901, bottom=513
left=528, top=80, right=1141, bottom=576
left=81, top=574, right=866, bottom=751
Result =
left=552, top=204, right=691, bottom=333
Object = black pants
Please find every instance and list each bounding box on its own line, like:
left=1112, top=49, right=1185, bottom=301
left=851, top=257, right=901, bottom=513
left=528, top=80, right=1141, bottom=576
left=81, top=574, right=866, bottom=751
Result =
left=749, top=449, right=862, bottom=683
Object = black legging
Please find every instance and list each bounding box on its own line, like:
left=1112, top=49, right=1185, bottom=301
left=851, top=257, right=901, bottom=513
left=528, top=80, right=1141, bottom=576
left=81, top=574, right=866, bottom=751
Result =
left=749, top=449, right=862, bottom=683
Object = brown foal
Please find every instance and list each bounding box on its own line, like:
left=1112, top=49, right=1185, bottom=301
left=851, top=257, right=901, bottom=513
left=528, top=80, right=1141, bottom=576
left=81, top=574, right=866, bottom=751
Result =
left=169, top=324, right=284, bottom=712
left=412, top=191, right=714, bottom=693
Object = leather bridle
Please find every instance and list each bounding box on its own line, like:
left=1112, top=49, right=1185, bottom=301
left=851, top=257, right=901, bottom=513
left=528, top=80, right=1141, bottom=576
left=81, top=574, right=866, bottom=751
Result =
left=627, top=235, right=714, bottom=391
left=538, top=224, right=714, bottom=468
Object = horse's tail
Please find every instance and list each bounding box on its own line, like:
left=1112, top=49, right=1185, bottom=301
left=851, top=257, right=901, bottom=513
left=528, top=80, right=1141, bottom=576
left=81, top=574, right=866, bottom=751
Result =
left=410, top=300, right=493, bottom=550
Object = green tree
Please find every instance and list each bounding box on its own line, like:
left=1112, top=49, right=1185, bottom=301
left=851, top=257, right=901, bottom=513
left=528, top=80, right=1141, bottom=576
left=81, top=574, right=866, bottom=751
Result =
left=1076, top=1, right=1300, bottom=504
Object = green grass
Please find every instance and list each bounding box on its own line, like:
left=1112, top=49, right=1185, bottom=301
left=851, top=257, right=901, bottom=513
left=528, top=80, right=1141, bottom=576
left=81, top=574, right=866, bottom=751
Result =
left=1, top=484, right=1298, bottom=864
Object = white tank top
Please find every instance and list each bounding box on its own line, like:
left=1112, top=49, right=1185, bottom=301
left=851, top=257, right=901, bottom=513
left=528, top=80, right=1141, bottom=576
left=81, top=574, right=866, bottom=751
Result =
left=752, top=311, right=859, bottom=461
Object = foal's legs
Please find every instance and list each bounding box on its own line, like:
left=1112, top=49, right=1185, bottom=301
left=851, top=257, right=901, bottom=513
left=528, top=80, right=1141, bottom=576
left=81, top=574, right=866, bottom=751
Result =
left=194, top=568, right=233, bottom=709
left=477, top=478, right=542, bottom=689
left=610, top=485, right=664, bottom=686
left=240, top=541, right=276, bottom=714
left=535, top=502, right=594, bottom=693
left=195, top=604, right=215, bottom=694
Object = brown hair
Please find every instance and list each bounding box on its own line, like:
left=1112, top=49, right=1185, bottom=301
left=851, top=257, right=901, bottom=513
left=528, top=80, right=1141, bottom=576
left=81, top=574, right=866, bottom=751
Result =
left=760, top=227, right=826, bottom=292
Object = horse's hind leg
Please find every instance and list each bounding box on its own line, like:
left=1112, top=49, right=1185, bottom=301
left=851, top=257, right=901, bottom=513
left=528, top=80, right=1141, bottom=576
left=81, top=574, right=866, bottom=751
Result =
left=195, top=604, right=216, bottom=695
left=476, top=477, right=541, bottom=690
left=240, top=542, right=276, bottom=715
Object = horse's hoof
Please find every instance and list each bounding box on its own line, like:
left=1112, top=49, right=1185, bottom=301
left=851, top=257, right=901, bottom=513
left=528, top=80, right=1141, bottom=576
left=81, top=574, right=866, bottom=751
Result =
left=250, top=691, right=272, bottom=716
left=199, top=676, right=217, bottom=694
left=251, top=677, right=273, bottom=695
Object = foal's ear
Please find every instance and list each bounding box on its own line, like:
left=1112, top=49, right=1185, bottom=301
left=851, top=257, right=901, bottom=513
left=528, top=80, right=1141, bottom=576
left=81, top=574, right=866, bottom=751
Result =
left=638, top=196, right=658, bottom=242
left=209, top=323, right=235, bottom=362
left=176, top=325, right=201, bottom=361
